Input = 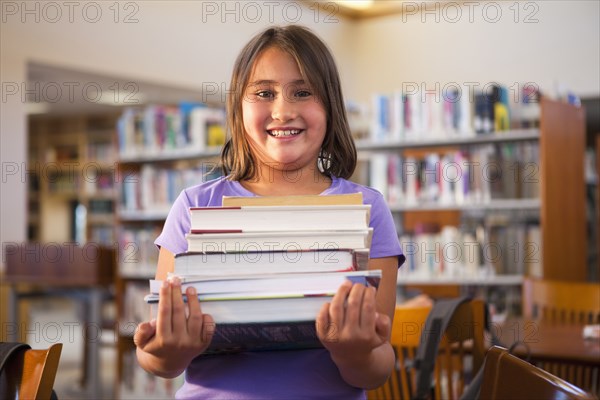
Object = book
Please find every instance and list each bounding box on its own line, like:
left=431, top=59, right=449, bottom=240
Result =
left=149, top=270, right=380, bottom=298
left=188, top=204, right=371, bottom=233
left=144, top=270, right=382, bottom=353
left=173, top=248, right=370, bottom=276
left=185, top=228, right=373, bottom=253
left=222, top=192, right=363, bottom=207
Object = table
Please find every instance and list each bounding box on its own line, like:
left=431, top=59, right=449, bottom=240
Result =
left=494, top=318, right=600, bottom=395
left=6, top=286, right=104, bottom=397
left=3, top=243, right=115, bottom=399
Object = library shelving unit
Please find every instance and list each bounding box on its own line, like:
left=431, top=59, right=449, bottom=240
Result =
left=114, top=104, right=225, bottom=398
left=355, top=97, right=586, bottom=308
left=27, top=114, right=120, bottom=245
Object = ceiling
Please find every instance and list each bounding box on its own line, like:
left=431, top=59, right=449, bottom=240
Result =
left=26, top=62, right=209, bottom=115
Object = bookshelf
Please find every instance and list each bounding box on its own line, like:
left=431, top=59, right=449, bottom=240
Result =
left=27, top=114, right=120, bottom=244
left=114, top=103, right=225, bottom=398
left=354, top=97, right=587, bottom=309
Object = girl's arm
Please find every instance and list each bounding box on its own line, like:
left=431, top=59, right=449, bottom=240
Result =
left=135, top=247, right=215, bottom=378
left=317, top=256, right=398, bottom=389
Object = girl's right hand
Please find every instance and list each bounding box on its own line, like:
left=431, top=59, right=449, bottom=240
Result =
left=134, top=278, right=215, bottom=377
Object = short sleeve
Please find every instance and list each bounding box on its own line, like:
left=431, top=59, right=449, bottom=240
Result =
left=368, top=191, right=405, bottom=267
left=154, top=190, right=193, bottom=255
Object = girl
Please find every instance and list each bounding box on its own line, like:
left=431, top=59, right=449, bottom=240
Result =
left=134, top=25, right=405, bottom=399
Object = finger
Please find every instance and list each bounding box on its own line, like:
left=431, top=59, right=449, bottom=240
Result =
left=329, top=280, right=353, bottom=329
left=186, top=286, right=203, bottom=337
left=201, top=314, right=216, bottom=345
left=344, top=283, right=366, bottom=328
left=359, top=286, right=378, bottom=329
left=171, top=277, right=186, bottom=333
left=157, top=280, right=172, bottom=336
left=316, top=302, right=332, bottom=340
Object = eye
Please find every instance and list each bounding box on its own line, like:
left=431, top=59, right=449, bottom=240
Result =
left=256, top=90, right=274, bottom=99
left=295, top=90, right=312, bottom=98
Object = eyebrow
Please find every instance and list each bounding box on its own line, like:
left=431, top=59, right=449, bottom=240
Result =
left=247, top=79, right=306, bottom=87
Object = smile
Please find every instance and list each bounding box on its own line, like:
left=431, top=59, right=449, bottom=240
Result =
left=268, top=129, right=302, bottom=137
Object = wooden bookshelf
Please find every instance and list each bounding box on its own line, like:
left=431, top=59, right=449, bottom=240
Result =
left=539, top=98, right=587, bottom=281
left=27, top=114, right=120, bottom=245
left=356, top=97, right=587, bottom=287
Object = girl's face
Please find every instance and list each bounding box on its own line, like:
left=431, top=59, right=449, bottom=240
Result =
left=242, top=47, right=327, bottom=176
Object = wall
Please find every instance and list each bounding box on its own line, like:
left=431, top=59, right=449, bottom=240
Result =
left=351, top=1, right=600, bottom=101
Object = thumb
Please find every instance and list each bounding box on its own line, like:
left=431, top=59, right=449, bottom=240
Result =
left=375, top=312, right=391, bottom=338
left=134, top=320, right=156, bottom=348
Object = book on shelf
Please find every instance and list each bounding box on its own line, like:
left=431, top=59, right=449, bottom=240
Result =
left=189, top=204, right=371, bottom=233
left=173, top=247, right=370, bottom=276
left=117, top=103, right=225, bottom=158
left=357, top=142, right=540, bottom=207
left=144, top=269, right=382, bottom=354
left=364, top=83, right=544, bottom=143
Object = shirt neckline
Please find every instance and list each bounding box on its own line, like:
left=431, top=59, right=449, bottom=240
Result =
left=228, top=175, right=339, bottom=197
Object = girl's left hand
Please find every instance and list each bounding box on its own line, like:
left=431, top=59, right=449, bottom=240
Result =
left=316, top=280, right=391, bottom=361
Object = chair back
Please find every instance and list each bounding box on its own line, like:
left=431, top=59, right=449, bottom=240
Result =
left=479, top=346, right=595, bottom=399
left=522, top=277, right=600, bottom=396
left=1, top=343, right=62, bottom=399
left=522, top=277, right=600, bottom=324
left=368, top=299, right=486, bottom=400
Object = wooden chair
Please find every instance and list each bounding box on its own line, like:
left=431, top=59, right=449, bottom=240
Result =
left=368, top=299, right=486, bottom=400
left=522, top=277, right=600, bottom=396
left=1, top=343, right=62, bottom=399
left=522, top=277, right=600, bottom=324
left=479, top=346, right=595, bottom=399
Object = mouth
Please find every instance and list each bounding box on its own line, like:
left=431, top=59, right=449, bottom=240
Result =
left=267, top=129, right=303, bottom=137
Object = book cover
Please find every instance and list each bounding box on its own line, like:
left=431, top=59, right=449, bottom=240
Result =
left=222, top=192, right=363, bottom=207
left=207, top=320, right=321, bottom=354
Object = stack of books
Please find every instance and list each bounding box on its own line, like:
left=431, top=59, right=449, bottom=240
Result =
left=144, top=193, right=379, bottom=354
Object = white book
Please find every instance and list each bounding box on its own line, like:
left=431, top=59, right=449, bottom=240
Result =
left=189, top=205, right=371, bottom=233
left=185, top=229, right=373, bottom=253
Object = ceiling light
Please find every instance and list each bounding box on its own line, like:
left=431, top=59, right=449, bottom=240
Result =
left=335, top=0, right=374, bottom=10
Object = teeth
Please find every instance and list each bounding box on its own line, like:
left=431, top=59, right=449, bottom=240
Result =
left=269, top=129, right=301, bottom=137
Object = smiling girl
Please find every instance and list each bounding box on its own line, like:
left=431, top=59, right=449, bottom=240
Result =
left=134, top=25, right=404, bottom=399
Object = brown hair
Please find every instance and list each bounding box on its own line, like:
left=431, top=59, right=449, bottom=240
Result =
left=220, top=25, right=357, bottom=180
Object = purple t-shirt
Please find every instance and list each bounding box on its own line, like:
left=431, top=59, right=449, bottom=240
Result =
left=155, top=176, right=404, bottom=399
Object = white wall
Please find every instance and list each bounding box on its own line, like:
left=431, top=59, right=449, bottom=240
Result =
left=351, top=1, right=600, bottom=101
left=2, top=0, right=599, bottom=255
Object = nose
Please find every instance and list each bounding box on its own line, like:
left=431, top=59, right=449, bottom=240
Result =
left=271, top=95, right=297, bottom=122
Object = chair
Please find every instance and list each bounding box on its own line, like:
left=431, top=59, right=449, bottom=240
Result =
left=1, top=343, right=63, bottom=399
left=522, top=277, right=600, bottom=396
left=479, top=346, right=595, bottom=399
left=368, top=299, right=486, bottom=400
left=522, top=277, right=600, bottom=324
